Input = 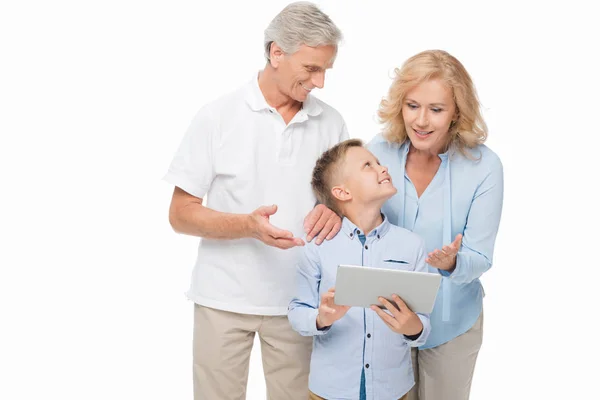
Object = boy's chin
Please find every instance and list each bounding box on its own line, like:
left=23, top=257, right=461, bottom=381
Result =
left=382, top=186, right=398, bottom=200
left=372, top=188, right=397, bottom=205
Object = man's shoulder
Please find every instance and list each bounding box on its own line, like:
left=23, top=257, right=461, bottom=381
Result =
left=188, top=81, right=251, bottom=128
left=205, top=82, right=249, bottom=110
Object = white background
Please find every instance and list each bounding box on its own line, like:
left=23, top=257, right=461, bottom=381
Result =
left=1, top=0, right=599, bottom=399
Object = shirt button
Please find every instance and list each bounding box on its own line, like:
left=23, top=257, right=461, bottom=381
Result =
left=367, top=333, right=371, bottom=338
left=357, top=230, right=361, bottom=234
left=350, top=233, right=353, bottom=237
left=365, top=364, right=370, bottom=369
left=377, top=235, right=380, bottom=239
left=365, top=245, right=369, bottom=249
left=269, top=109, right=274, bottom=113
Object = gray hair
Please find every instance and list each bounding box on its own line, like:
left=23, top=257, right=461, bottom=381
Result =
left=264, top=1, right=343, bottom=62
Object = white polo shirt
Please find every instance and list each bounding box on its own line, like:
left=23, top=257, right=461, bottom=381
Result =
left=164, top=75, right=348, bottom=315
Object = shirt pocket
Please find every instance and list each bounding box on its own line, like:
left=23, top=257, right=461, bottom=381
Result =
left=383, top=259, right=410, bottom=265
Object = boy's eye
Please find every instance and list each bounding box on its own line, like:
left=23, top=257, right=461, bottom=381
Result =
left=364, top=162, right=371, bottom=167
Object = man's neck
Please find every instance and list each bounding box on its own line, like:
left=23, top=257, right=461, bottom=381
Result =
left=258, top=67, right=302, bottom=116
left=343, top=204, right=384, bottom=236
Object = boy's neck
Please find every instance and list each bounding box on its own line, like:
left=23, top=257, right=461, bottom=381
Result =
left=343, top=204, right=384, bottom=236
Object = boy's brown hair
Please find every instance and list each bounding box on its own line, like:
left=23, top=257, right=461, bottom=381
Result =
left=311, top=139, right=363, bottom=216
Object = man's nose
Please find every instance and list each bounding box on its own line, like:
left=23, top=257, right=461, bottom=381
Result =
left=312, top=71, right=325, bottom=89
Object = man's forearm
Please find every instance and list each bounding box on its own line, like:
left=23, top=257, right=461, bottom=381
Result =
left=169, top=202, right=254, bottom=240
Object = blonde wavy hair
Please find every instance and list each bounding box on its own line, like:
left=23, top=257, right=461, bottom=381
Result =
left=378, top=50, right=487, bottom=156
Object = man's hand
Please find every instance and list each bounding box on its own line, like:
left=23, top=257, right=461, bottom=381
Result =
left=250, top=205, right=304, bottom=249
left=426, top=233, right=462, bottom=272
left=303, top=204, right=342, bottom=245
left=316, top=287, right=350, bottom=329
left=370, top=295, right=423, bottom=336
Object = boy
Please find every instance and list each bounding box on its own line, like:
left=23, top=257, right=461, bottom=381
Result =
left=288, top=139, right=430, bottom=400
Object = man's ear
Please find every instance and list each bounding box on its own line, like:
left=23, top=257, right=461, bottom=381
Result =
left=331, top=185, right=351, bottom=202
left=269, top=42, right=284, bottom=68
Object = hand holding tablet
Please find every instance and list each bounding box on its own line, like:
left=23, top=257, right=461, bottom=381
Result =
left=316, top=287, right=350, bottom=329
left=333, top=264, right=442, bottom=314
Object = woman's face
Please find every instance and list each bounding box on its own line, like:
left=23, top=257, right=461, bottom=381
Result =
left=402, top=78, right=457, bottom=154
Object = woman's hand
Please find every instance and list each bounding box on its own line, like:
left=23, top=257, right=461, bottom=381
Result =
left=426, top=233, right=462, bottom=272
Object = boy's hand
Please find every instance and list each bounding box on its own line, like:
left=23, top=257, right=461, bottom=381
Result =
left=370, top=295, right=423, bottom=336
left=317, top=287, right=350, bottom=329
left=426, top=233, right=462, bottom=272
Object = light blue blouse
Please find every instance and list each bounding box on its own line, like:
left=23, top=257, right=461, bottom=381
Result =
left=368, top=135, right=504, bottom=349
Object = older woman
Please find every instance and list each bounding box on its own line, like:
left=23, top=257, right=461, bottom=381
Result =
left=368, top=50, right=503, bottom=400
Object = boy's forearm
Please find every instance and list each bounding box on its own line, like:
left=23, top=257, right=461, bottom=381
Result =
left=288, top=306, right=327, bottom=336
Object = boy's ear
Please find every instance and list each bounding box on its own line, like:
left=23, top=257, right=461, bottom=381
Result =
left=331, top=185, right=351, bottom=202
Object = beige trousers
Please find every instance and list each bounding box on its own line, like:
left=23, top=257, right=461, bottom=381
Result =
left=407, top=311, right=484, bottom=400
left=193, top=304, right=313, bottom=400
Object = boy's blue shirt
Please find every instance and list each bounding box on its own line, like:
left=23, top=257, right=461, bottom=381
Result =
left=288, top=214, right=431, bottom=400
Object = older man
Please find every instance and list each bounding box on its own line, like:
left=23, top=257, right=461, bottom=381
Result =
left=164, top=2, right=347, bottom=399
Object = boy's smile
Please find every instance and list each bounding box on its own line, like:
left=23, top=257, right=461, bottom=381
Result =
left=335, top=146, right=397, bottom=207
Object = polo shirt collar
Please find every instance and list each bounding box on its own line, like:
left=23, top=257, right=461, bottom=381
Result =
left=245, top=72, right=323, bottom=117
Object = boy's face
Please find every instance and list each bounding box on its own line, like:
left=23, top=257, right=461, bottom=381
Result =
left=335, top=146, right=397, bottom=206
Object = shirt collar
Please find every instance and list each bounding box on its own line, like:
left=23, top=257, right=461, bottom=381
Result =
left=401, top=140, right=455, bottom=161
left=341, top=212, right=391, bottom=240
left=244, top=72, right=323, bottom=117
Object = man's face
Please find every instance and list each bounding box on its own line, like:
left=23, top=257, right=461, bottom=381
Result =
left=338, top=146, right=397, bottom=206
left=270, top=43, right=336, bottom=102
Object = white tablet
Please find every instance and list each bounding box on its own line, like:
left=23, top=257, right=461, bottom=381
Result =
left=334, top=264, right=442, bottom=314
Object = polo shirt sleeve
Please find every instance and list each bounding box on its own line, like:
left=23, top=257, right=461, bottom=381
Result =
left=340, top=121, right=349, bottom=142
left=449, top=155, right=504, bottom=284
left=163, top=107, right=216, bottom=199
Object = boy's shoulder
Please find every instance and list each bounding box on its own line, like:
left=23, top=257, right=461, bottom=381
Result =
left=301, top=229, right=355, bottom=260
left=386, top=224, right=425, bottom=247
